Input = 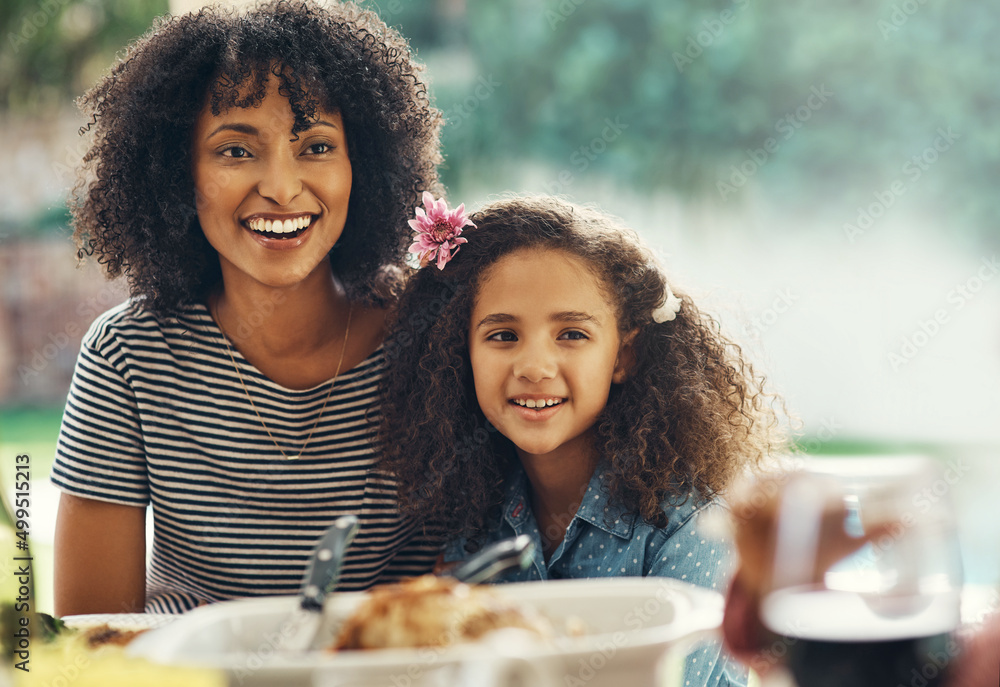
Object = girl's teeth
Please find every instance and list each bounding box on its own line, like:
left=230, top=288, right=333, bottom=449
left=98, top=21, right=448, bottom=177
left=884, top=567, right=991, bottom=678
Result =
left=515, top=398, right=561, bottom=408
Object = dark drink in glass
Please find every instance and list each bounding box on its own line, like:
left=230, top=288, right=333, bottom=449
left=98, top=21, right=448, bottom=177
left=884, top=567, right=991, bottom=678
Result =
left=762, top=586, right=960, bottom=687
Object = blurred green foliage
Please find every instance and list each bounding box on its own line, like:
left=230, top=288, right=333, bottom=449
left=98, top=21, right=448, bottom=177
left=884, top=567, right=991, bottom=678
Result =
left=2, top=0, right=996, bottom=242
left=0, top=406, right=62, bottom=477
left=0, top=0, right=168, bottom=111
left=386, top=0, right=998, bottom=243
left=0, top=406, right=63, bottom=445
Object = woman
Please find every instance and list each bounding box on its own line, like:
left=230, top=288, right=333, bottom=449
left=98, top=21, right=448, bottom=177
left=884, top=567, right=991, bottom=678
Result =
left=52, top=0, right=444, bottom=614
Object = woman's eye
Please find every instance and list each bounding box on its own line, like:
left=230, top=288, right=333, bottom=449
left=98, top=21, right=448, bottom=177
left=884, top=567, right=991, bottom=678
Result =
left=305, top=142, right=332, bottom=155
left=221, top=146, right=251, bottom=158
left=559, top=330, right=589, bottom=341
left=486, top=331, right=518, bottom=343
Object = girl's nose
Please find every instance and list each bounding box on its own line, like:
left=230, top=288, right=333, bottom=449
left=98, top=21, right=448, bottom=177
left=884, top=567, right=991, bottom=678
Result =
left=257, top=154, right=303, bottom=206
left=513, top=342, right=557, bottom=383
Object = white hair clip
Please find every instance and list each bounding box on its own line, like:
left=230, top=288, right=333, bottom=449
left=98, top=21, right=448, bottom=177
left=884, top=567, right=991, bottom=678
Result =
left=652, top=287, right=682, bottom=323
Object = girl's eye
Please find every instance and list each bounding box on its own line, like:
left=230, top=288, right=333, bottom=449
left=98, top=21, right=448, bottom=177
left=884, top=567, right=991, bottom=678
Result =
left=486, top=331, right=518, bottom=343
left=559, top=330, right=589, bottom=341
left=221, top=146, right=251, bottom=159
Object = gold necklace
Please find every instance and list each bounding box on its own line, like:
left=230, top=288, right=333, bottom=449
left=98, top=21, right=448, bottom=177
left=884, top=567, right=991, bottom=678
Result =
left=212, top=298, right=353, bottom=461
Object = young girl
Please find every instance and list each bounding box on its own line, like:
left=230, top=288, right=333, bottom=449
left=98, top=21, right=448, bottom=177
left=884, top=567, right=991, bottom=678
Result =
left=51, top=0, right=443, bottom=614
left=381, top=195, right=783, bottom=687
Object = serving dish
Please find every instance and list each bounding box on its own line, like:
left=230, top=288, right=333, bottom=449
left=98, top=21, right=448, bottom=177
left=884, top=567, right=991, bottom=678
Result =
left=128, top=577, right=723, bottom=687
left=61, top=613, right=178, bottom=632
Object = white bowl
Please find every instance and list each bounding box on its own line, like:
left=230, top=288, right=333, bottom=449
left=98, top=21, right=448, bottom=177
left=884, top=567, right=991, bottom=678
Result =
left=128, top=577, right=723, bottom=687
left=61, top=613, right=177, bottom=632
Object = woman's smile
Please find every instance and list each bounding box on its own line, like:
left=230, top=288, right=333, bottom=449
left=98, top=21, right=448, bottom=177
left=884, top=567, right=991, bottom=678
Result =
left=244, top=213, right=314, bottom=237
left=241, top=213, right=319, bottom=250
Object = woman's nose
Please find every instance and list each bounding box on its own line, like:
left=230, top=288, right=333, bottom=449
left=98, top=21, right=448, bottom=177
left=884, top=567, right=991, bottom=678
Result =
left=257, top=153, right=303, bottom=206
left=513, top=341, right=557, bottom=383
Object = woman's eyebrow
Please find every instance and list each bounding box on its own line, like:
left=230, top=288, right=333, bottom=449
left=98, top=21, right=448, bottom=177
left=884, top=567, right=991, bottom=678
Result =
left=206, top=122, right=259, bottom=139
left=205, top=119, right=340, bottom=139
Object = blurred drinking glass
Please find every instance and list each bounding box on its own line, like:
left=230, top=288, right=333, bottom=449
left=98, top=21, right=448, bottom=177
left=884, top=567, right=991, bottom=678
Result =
left=758, top=456, right=963, bottom=687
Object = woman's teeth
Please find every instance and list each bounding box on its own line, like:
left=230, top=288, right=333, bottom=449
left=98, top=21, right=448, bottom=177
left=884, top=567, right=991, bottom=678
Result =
left=513, top=398, right=562, bottom=408
left=247, top=216, right=312, bottom=235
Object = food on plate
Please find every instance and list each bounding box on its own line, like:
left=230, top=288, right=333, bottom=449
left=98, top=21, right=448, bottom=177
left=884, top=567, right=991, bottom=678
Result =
left=81, top=623, right=149, bottom=648
left=333, top=574, right=554, bottom=650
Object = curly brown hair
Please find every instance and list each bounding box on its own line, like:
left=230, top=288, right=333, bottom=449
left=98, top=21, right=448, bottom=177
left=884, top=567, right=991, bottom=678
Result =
left=71, top=0, right=443, bottom=314
left=380, top=195, right=784, bottom=542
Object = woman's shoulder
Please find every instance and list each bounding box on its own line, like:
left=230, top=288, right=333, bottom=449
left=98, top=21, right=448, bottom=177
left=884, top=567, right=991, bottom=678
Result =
left=82, top=299, right=211, bottom=352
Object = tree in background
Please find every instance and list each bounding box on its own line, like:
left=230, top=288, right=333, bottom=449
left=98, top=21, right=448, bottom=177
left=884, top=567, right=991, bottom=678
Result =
left=1, top=0, right=168, bottom=111
left=3, top=0, right=997, bottom=245
left=388, top=0, right=998, bottom=246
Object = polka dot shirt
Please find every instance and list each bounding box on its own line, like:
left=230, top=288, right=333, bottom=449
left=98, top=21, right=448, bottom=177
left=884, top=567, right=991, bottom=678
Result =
left=443, top=464, right=748, bottom=687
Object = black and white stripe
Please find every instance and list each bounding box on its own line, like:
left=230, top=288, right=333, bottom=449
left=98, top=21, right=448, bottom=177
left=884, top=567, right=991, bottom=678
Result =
left=52, top=300, right=438, bottom=613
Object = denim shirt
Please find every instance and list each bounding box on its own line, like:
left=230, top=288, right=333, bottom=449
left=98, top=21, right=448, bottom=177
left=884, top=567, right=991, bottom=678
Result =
left=444, top=465, right=748, bottom=687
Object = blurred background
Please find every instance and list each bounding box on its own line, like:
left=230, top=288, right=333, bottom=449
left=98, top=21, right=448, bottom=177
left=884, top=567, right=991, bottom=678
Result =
left=1, top=0, right=997, bottom=612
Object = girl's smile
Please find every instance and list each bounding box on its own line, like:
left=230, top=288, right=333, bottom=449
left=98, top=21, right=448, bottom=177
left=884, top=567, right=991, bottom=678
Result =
left=469, top=248, right=633, bottom=463
left=509, top=395, right=567, bottom=421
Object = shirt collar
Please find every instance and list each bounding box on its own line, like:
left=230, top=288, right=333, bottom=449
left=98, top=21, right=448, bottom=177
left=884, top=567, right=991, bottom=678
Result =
left=502, top=463, right=635, bottom=540
left=574, top=467, right=634, bottom=540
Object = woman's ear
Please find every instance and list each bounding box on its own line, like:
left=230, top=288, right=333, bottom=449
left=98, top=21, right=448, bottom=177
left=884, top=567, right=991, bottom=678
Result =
left=612, top=328, right=639, bottom=383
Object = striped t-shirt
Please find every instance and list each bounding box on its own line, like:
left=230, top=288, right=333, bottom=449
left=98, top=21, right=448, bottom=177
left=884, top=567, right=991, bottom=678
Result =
left=51, top=300, right=438, bottom=613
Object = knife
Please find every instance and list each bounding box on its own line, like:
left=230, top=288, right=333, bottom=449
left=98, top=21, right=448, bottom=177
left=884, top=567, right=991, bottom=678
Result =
left=445, top=534, right=535, bottom=585
left=277, top=514, right=360, bottom=652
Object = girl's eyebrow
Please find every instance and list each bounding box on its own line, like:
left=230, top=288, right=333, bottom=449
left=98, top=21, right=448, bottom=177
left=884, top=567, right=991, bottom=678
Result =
left=474, top=311, right=598, bottom=329
left=552, top=310, right=599, bottom=324
left=205, top=120, right=340, bottom=139
left=475, top=313, right=516, bottom=329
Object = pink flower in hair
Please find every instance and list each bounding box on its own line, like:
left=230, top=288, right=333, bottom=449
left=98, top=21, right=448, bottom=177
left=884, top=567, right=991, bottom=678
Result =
left=407, top=192, right=475, bottom=270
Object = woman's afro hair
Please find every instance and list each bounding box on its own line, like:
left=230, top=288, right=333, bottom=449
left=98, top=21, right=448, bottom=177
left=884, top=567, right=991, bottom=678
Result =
left=71, top=0, right=444, bottom=314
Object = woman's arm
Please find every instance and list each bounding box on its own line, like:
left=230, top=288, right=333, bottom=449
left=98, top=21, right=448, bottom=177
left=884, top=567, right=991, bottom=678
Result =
left=54, top=493, right=146, bottom=615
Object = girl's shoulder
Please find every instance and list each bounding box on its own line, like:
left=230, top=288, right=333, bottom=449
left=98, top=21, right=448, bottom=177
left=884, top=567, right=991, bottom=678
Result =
left=628, top=486, right=731, bottom=544
left=583, top=469, right=728, bottom=543
left=664, top=487, right=727, bottom=521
